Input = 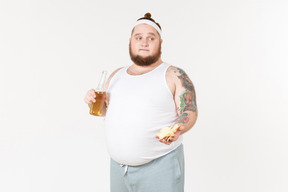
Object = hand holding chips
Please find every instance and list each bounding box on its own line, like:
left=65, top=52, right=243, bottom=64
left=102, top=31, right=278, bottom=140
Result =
left=157, top=124, right=180, bottom=141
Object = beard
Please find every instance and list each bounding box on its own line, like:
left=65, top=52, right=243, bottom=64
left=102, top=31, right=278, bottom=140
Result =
left=129, top=43, right=162, bottom=66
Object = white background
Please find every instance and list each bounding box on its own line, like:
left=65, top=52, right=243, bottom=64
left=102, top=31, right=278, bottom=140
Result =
left=1, top=0, right=288, bottom=191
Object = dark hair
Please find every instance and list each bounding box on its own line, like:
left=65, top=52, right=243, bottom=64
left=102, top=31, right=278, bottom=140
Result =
left=137, top=13, right=161, bottom=30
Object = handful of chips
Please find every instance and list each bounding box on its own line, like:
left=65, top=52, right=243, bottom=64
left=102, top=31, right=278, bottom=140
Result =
left=157, top=124, right=180, bottom=141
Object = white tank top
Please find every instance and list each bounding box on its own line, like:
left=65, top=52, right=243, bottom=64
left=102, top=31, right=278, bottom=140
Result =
left=105, top=63, right=183, bottom=166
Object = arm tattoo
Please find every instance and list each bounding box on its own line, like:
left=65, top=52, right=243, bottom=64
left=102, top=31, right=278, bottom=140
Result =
left=175, top=68, right=197, bottom=113
left=177, top=113, right=189, bottom=125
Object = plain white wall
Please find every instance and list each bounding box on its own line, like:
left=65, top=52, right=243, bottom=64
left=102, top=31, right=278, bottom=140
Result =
left=1, top=0, right=287, bottom=192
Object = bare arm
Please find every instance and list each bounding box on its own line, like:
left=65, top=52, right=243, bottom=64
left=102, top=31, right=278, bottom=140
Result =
left=174, top=67, right=198, bottom=132
left=158, top=66, right=198, bottom=144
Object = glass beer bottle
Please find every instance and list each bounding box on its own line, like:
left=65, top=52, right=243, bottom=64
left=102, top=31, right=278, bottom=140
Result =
left=89, top=70, right=107, bottom=116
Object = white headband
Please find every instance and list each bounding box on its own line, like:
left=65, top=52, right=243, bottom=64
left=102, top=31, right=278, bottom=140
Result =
left=133, top=19, right=162, bottom=37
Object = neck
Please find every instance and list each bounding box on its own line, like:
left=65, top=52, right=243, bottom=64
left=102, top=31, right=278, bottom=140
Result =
left=128, top=59, right=163, bottom=75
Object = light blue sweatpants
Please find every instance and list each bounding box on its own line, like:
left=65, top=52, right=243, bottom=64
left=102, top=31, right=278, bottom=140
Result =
left=110, top=144, right=185, bottom=192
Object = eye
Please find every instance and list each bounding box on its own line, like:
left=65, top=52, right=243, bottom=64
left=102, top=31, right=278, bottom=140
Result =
left=149, top=37, right=154, bottom=41
left=136, top=37, right=142, bottom=40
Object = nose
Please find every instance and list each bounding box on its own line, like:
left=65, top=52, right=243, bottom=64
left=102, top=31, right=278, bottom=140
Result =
left=141, top=38, right=149, bottom=47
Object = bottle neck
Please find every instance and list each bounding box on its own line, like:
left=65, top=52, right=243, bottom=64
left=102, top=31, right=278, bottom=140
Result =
left=96, top=70, right=107, bottom=91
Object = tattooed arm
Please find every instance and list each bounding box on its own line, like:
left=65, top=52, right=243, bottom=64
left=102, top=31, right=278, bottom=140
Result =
left=174, top=67, right=198, bottom=133
left=158, top=66, right=198, bottom=144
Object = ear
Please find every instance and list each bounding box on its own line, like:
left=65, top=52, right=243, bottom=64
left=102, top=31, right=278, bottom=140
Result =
left=160, top=39, right=163, bottom=44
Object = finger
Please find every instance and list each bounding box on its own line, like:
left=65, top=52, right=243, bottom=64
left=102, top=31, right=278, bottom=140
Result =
left=160, top=138, right=172, bottom=145
left=84, top=97, right=92, bottom=105
left=89, top=92, right=96, bottom=98
left=90, top=96, right=96, bottom=103
left=164, top=139, right=172, bottom=145
left=84, top=94, right=96, bottom=104
left=85, top=90, right=95, bottom=100
left=84, top=97, right=91, bottom=104
left=89, top=89, right=96, bottom=94
left=86, top=100, right=93, bottom=105
left=169, top=134, right=179, bottom=142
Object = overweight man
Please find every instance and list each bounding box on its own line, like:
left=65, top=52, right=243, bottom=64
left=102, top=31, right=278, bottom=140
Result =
left=84, top=13, right=198, bottom=192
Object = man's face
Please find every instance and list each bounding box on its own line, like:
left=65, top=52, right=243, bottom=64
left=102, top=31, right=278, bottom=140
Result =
left=129, top=24, right=162, bottom=66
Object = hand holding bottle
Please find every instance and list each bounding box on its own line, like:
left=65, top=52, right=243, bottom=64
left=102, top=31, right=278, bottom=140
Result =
left=84, top=89, right=97, bottom=106
left=84, top=70, right=108, bottom=117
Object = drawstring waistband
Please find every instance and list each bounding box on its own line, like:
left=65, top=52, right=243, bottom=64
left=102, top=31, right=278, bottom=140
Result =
left=120, top=164, right=129, bottom=176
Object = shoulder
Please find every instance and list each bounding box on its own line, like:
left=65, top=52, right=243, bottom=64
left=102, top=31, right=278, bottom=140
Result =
left=166, top=65, right=188, bottom=83
left=105, top=67, right=123, bottom=90
left=110, top=67, right=124, bottom=77
left=166, top=65, right=194, bottom=90
left=165, top=65, right=187, bottom=95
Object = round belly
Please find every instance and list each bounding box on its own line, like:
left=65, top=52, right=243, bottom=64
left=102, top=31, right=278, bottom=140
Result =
left=105, top=115, right=182, bottom=166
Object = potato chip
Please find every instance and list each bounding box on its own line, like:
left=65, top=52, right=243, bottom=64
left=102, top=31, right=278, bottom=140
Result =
left=157, top=124, right=180, bottom=140
left=157, top=127, right=172, bottom=139
left=170, top=124, right=180, bottom=132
